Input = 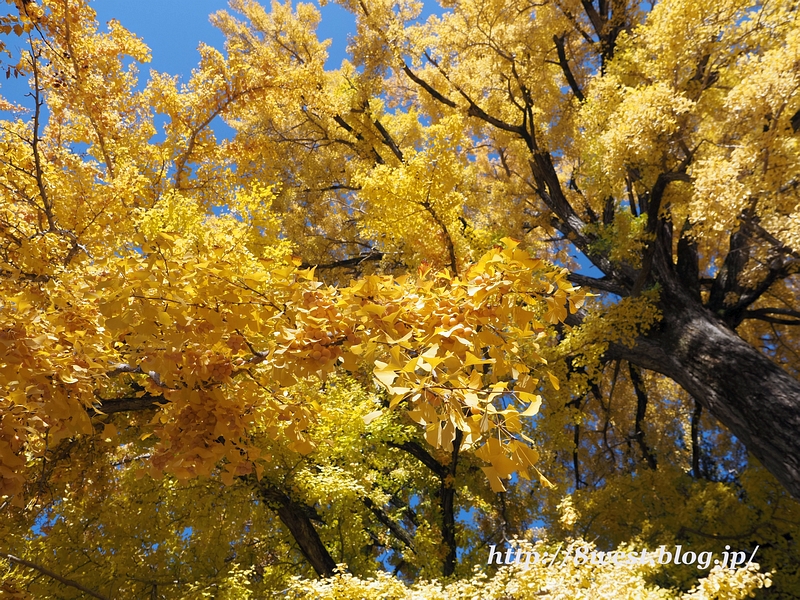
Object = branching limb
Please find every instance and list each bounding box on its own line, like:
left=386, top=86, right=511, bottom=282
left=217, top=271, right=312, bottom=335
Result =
left=387, top=441, right=447, bottom=478
left=27, top=47, right=54, bottom=231
left=628, top=363, right=657, bottom=470
left=299, top=250, right=384, bottom=271
left=362, top=497, right=416, bottom=553
left=631, top=170, right=691, bottom=296
left=402, top=64, right=457, bottom=108
left=441, top=429, right=462, bottom=577
left=3, top=553, right=110, bottom=600
left=371, top=117, right=404, bottom=162
left=90, top=393, right=164, bottom=416
left=421, top=197, right=458, bottom=274
left=567, top=273, right=627, bottom=296
left=387, top=436, right=460, bottom=577
left=743, top=307, right=800, bottom=326
left=333, top=114, right=386, bottom=164
left=553, top=34, right=584, bottom=102
left=252, top=479, right=337, bottom=577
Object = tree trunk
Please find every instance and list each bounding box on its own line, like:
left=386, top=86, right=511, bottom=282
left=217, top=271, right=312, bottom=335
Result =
left=254, top=481, right=337, bottom=577
left=609, top=285, right=800, bottom=499
left=442, top=429, right=463, bottom=577
left=274, top=498, right=338, bottom=577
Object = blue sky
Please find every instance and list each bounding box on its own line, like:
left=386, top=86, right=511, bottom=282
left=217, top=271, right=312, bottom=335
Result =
left=0, top=0, right=603, bottom=276
left=89, top=0, right=357, bottom=73
left=0, top=0, right=356, bottom=102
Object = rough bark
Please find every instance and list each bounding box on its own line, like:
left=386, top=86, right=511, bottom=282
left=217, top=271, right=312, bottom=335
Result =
left=254, top=481, right=337, bottom=577
left=628, top=363, right=658, bottom=470
left=388, top=437, right=461, bottom=577
left=608, top=282, right=800, bottom=499
left=441, top=430, right=463, bottom=577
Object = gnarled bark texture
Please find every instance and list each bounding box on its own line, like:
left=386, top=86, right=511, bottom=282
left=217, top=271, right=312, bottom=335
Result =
left=610, top=282, right=800, bottom=499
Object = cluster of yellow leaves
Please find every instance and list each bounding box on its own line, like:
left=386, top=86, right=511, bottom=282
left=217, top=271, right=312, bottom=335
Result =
left=0, top=450, right=286, bottom=598
left=0, top=231, right=583, bottom=503
left=286, top=539, right=771, bottom=600
left=1, top=0, right=798, bottom=595
left=0, top=0, right=41, bottom=64
left=0, top=275, right=114, bottom=500
left=355, top=113, right=478, bottom=267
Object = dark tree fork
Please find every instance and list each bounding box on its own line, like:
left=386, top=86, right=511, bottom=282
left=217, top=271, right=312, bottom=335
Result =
left=375, top=0, right=800, bottom=499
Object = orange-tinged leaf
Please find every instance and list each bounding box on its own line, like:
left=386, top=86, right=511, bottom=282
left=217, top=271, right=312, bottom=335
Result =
left=491, top=452, right=517, bottom=478
left=534, top=466, right=556, bottom=489
left=424, top=422, right=443, bottom=448
left=481, top=466, right=507, bottom=492
left=547, top=371, right=560, bottom=390
left=220, top=469, right=235, bottom=486
left=515, top=443, right=539, bottom=467
left=464, top=352, right=492, bottom=367
left=290, top=439, right=316, bottom=455
left=101, top=423, right=117, bottom=443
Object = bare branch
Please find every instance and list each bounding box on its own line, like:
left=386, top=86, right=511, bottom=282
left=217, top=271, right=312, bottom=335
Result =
left=90, top=394, right=164, bottom=416
left=362, top=497, right=416, bottom=553
left=743, top=307, right=800, bottom=326
left=629, top=363, right=657, bottom=470
left=3, top=554, right=110, bottom=600
left=402, top=64, right=457, bottom=108
left=553, top=34, right=585, bottom=102
left=372, top=117, right=404, bottom=162
left=299, top=250, right=384, bottom=271
left=567, top=272, right=627, bottom=296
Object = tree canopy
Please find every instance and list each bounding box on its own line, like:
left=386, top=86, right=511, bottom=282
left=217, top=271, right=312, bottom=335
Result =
left=0, top=0, right=798, bottom=597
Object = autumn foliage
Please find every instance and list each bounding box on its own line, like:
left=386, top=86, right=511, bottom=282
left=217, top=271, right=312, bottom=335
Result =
left=0, top=0, right=799, bottom=597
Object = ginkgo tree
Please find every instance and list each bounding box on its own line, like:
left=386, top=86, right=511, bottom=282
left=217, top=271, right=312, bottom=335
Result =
left=0, top=0, right=798, bottom=597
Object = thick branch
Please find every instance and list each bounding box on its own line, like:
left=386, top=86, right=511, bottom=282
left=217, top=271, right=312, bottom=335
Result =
left=28, top=49, right=53, bottom=230
left=529, top=153, right=628, bottom=282
left=362, top=497, right=416, bottom=553
left=724, top=257, right=796, bottom=328
left=387, top=437, right=460, bottom=577
left=606, top=287, right=800, bottom=500
left=708, top=223, right=751, bottom=314
left=441, top=429, right=463, bottom=577
left=299, top=250, right=384, bottom=271
left=402, top=48, right=628, bottom=286
left=578, top=0, right=604, bottom=37
left=90, top=394, right=164, bottom=416
left=402, top=64, right=457, bottom=108
left=743, top=307, right=800, bottom=326
left=631, top=171, right=691, bottom=295
left=254, top=481, right=337, bottom=577
left=372, top=118, right=404, bottom=162
left=333, top=114, right=385, bottom=165
left=676, top=219, right=701, bottom=301
left=416, top=53, right=528, bottom=137
left=387, top=441, right=447, bottom=478
left=3, top=554, right=110, bottom=600
left=567, top=273, right=627, bottom=296
left=553, top=34, right=585, bottom=102
left=628, top=363, right=657, bottom=470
